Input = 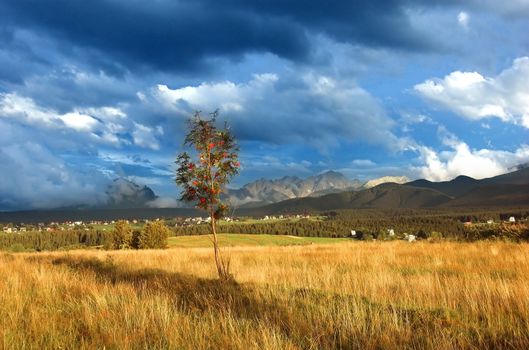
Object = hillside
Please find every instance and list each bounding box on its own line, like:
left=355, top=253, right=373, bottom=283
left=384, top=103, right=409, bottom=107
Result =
left=406, top=175, right=479, bottom=197
left=482, top=167, right=529, bottom=185
left=444, top=183, right=529, bottom=207
left=407, top=167, right=529, bottom=197
left=258, top=183, right=451, bottom=214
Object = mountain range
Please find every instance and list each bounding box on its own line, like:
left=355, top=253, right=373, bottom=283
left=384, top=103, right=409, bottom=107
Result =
left=255, top=166, right=529, bottom=214
left=1, top=167, right=528, bottom=223
left=53, top=168, right=529, bottom=211
left=224, top=171, right=409, bottom=207
left=105, top=178, right=157, bottom=208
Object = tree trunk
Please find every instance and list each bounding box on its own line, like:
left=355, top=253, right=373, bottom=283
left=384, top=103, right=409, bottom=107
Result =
left=210, top=212, right=226, bottom=279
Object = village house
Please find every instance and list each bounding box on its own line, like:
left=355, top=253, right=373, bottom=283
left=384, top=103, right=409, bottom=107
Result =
left=509, top=216, right=516, bottom=223
left=405, top=234, right=416, bottom=242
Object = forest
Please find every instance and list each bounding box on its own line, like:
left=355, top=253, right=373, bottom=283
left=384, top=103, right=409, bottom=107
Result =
left=1, top=208, right=528, bottom=252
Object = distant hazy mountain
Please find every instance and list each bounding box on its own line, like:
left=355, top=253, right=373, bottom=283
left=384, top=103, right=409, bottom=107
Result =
left=225, top=171, right=362, bottom=207
left=105, top=178, right=157, bottom=208
left=363, top=176, right=410, bottom=189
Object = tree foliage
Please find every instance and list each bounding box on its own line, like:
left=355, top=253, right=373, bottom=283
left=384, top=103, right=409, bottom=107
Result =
left=139, top=221, right=169, bottom=249
left=112, top=220, right=133, bottom=249
left=175, top=111, right=239, bottom=279
left=175, top=111, right=239, bottom=217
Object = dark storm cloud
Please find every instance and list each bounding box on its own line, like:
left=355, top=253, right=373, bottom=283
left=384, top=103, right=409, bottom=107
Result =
left=0, top=0, right=438, bottom=73
left=0, top=0, right=308, bottom=72
left=222, top=0, right=433, bottom=49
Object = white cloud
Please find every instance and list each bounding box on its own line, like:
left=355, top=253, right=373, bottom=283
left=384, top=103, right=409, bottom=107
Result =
left=457, top=11, right=469, bottom=28
left=0, top=92, right=167, bottom=209
left=415, top=132, right=529, bottom=181
left=0, top=140, right=108, bottom=209
left=0, top=92, right=168, bottom=150
left=59, top=112, right=99, bottom=132
left=415, top=57, right=529, bottom=128
left=0, top=92, right=127, bottom=140
left=84, top=106, right=127, bottom=120
left=148, top=72, right=405, bottom=151
left=0, top=93, right=62, bottom=127
left=132, top=122, right=162, bottom=150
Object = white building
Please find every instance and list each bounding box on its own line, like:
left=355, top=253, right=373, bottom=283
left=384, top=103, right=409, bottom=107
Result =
left=509, top=216, right=516, bottom=223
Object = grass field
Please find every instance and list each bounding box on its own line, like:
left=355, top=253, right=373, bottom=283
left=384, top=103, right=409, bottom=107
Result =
left=168, top=233, right=348, bottom=248
left=1, top=239, right=528, bottom=349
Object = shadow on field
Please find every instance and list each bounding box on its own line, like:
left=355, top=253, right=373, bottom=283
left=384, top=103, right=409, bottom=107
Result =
left=46, top=255, right=335, bottom=348
left=25, top=254, right=527, bottom=349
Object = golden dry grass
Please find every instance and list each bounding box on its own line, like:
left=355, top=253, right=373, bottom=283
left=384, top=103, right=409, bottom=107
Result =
left=1, top=241, right=529, bottom=349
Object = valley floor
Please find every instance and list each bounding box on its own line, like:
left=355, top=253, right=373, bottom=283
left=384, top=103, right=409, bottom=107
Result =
left=1, top=239, right=529, bottom=349
left=168, top=233, right=349, bottom=248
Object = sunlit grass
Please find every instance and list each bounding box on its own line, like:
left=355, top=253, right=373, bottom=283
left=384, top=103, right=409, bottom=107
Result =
left=1, top=240, right=528, bottom=349
left=168, top=233, right=348, bottom=248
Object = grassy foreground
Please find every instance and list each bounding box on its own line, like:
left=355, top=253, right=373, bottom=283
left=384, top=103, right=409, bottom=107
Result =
left=168, top=233, right=348, bottom=248
left=1, top=240, right=529, bottom=349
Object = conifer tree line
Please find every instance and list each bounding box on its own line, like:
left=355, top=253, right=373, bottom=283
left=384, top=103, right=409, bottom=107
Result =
left=173, top=208, right=529, bottom=241
left=0, top=220, right=170, bottom=252
left=1, top=208, right=528, bottom=252
left=0, top=229, right=111, bottom=252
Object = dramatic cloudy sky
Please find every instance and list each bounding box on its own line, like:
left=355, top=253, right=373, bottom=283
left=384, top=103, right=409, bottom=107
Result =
left=1, top=0, right=528, bottom=210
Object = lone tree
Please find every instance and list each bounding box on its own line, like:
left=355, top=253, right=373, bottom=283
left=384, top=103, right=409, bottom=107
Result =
left=175, top=111, right=239, bottom=280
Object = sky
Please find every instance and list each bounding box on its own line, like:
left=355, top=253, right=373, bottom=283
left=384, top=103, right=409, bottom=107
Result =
left=0, top=0, right=528, bottom=210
